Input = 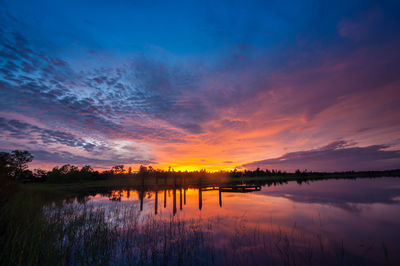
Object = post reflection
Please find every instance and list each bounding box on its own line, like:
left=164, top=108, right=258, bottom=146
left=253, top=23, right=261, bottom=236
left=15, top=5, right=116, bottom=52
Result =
left=81, top=178, right=400, bottom=264
left=155, top=190, right=158, bottom=215
left=164, top=189, right=167, bottom=208
left=219, top=188, right=222, bottom=207
left=179, top=188, right=182, bottom=210
left=173, top=187, right=177, bottom=216
left=199, top=187, right=202, bottom=210
left=134, top=184, right=261, bottom=215
left=139, top=190, right=144, bottom=211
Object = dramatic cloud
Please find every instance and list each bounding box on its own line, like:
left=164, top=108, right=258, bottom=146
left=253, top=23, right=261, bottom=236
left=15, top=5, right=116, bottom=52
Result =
left=31, top=150, right=155, bottom=169
left=243, top=141, right=400, bottom=171
left=1, top=1, right=400, bottom=170
left=0, top=117, right=98, bottom=152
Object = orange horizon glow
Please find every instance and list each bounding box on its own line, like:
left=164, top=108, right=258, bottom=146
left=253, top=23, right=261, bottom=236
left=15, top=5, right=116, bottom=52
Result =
left=2, top=1, right=400, bottom=174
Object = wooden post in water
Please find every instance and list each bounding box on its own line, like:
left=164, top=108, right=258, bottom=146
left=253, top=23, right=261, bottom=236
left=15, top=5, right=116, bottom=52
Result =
left=163, top=174, right=167, bottom=208
left=164, top=189, right=167, bottom=208
left=155, top=173, right=159, bottom=214
left=198, top=187, right=202, bottom=210
left=173, top=174, right=177, bottom=215
left=140, top=189, right=144, bottom=211
left=173, top=187, right=177, bottom=216
left=219, top=188, right=222, bottom=207
left=155, top=190, right=158, bottom=215
left=179, top=176, right=183, bottom=209
left=183, top=175, right=186, bottom=205
left=179, top=188, right=182, bottom=210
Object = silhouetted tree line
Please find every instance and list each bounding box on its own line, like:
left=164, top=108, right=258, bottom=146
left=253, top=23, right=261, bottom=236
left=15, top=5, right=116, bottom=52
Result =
left=230, top=167, right=289, bottom=178
left=1, top=150, right=400, bottom=184
left=0, top=150, right=104, bottom=182
left=230, top=167, right=400, bottom=179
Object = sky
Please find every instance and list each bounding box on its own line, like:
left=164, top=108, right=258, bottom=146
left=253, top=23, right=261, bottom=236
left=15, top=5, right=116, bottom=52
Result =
left=1, top=0, right=400, bottom=172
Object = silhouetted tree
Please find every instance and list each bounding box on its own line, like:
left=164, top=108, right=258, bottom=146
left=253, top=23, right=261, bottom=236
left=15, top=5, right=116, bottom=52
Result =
left=0, top=152, right=13, bottom=178
left=80, top=165, right=98, bottom=179
left=139, top=165, right=148, bottom=173
left=11, top=150, right=33, bottom=178
left=81, top=165, right=93, bottom=173
left=59, top=164, right=79, bottom=175
left=112, top=165, right=124, bottom=175
left=0, top=150, right=33, bottom=179
left=33, top=169, right=47, bottom=181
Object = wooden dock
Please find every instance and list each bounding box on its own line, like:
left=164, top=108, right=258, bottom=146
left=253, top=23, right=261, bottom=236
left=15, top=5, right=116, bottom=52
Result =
left=200, top=184, right=261, bottom=193
left=136, top=183, right=262, bottom=214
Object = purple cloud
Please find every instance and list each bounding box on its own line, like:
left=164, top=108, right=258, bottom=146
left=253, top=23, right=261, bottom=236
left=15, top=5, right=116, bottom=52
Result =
left=243, top=141, right=400, bottom=172
left=1, top=3, right=400, bottom=171
left=30, top=149, right=155, bottom=169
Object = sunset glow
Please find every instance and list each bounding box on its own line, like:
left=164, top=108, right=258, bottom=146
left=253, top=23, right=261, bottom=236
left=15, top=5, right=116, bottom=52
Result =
left=1, top=0, right=400, bottom=171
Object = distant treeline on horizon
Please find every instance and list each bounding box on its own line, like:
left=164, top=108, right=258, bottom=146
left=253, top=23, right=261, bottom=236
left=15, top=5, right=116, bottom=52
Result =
left=1, top=150, right=400, bottom=183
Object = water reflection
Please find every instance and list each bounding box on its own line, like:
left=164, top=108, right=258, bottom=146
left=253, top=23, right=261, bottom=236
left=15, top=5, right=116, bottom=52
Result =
left=66, top=177, right=400, bottom=265
left=96, top=178, right=400, bottom=217
left=107, top=184, right=264, bottom=215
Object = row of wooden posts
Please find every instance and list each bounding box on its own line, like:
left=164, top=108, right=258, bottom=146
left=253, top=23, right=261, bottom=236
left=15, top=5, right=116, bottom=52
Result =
left=138, top=174, right=197, bottom=215
left=137, top=175, right=261, bottom=215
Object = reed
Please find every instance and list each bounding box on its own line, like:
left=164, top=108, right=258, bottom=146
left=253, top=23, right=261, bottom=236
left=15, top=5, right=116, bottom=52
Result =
left=1, top=195, right=392, bottom=266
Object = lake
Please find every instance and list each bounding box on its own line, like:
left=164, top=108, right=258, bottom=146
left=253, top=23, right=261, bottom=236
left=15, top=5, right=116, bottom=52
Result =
left=45, top=177, right=400, bottom=265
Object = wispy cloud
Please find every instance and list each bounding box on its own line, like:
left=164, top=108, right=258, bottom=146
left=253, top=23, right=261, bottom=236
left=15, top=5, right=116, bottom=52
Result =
left=1, top=2, right=400, bottom=170
left=243, top=141, right=400, bottom=171
left=31, top=149, right=155, bottom=169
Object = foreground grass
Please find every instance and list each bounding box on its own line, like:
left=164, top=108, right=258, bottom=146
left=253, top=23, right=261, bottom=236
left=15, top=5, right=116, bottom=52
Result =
left=0, top=196, right=392, bottom=266
left=1, top=173, right=399, bottom=265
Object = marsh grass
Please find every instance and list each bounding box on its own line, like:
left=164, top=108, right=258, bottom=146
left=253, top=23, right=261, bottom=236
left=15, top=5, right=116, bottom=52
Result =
left=1, top=208, right=390, bottom=265
left=0, top=188, right=394, bottom=266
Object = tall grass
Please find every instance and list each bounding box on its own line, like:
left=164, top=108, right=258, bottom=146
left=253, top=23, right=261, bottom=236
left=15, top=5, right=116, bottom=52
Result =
left=1, top=195, right=393, bottom=266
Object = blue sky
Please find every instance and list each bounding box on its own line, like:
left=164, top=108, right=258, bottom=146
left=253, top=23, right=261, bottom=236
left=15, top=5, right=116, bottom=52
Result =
left=1, top=0, right=400, bottom=171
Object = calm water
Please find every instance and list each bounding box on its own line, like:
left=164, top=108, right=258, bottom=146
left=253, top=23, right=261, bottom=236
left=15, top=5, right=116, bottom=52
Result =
left=60, top=177, right=400, bottom=265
